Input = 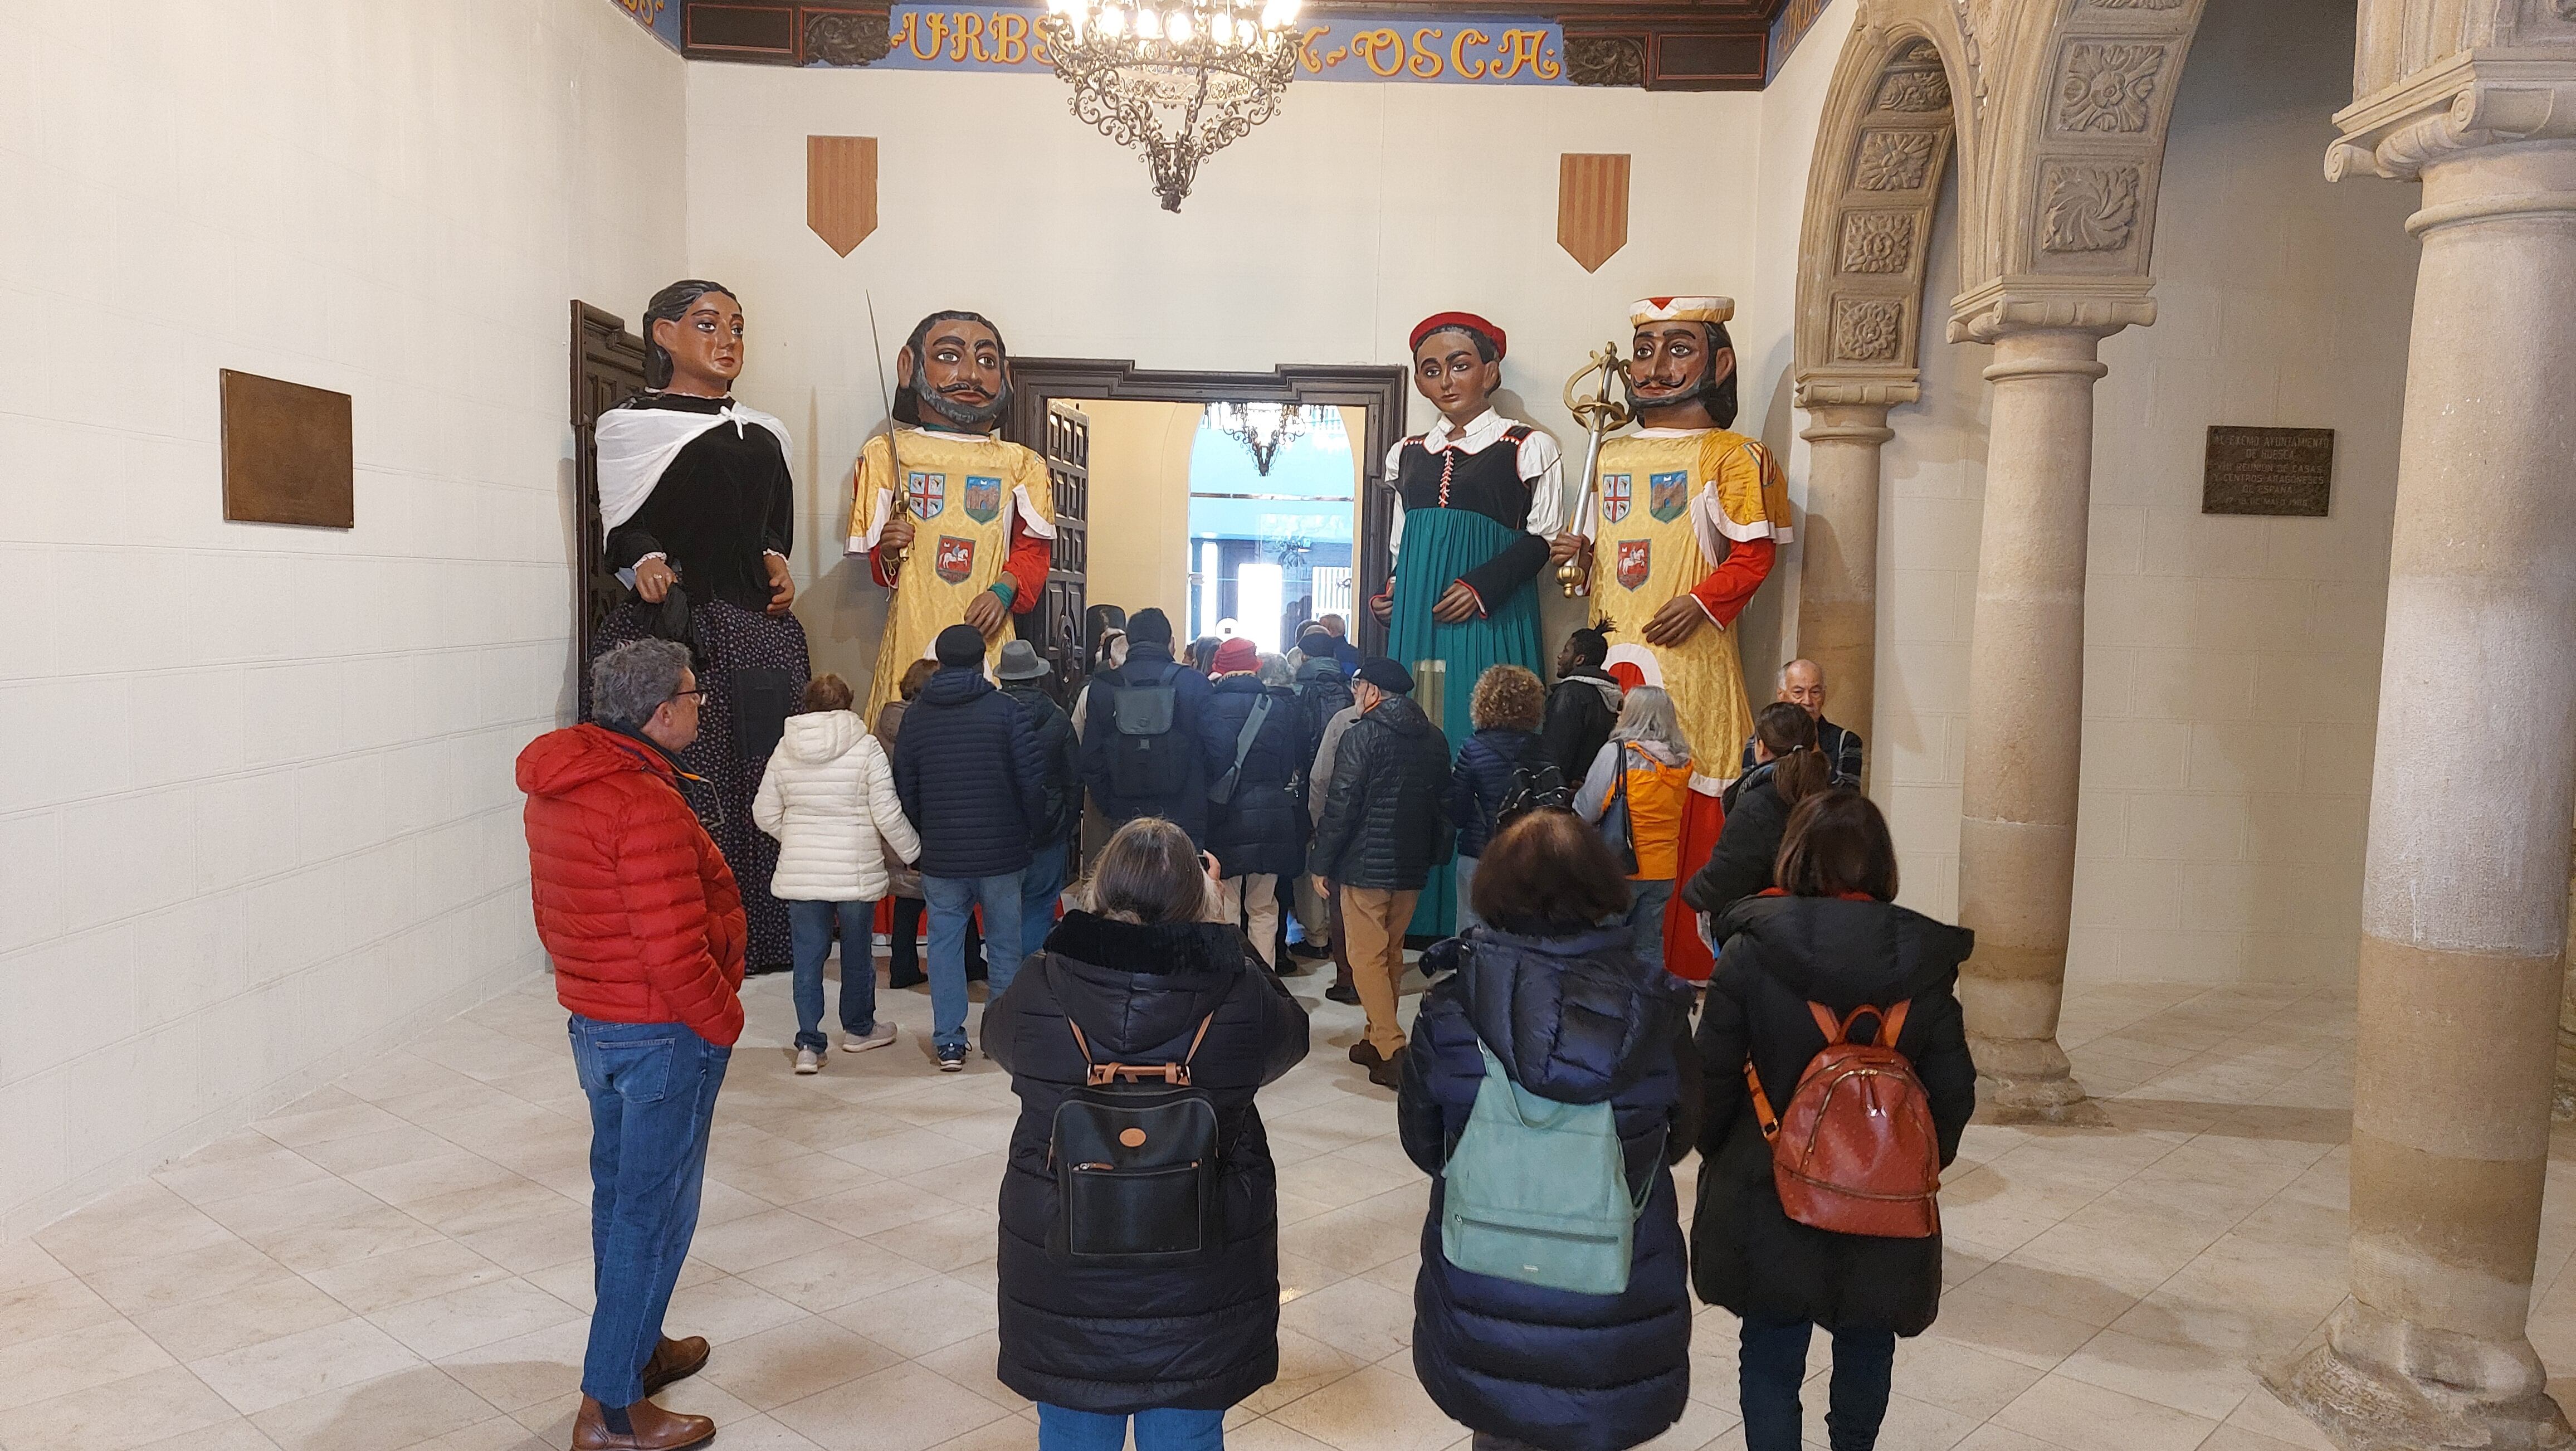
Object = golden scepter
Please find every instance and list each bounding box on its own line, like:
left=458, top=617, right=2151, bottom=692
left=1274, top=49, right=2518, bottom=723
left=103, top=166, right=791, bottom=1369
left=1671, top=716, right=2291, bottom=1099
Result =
left=1558, top=344, right=1633, bottom=597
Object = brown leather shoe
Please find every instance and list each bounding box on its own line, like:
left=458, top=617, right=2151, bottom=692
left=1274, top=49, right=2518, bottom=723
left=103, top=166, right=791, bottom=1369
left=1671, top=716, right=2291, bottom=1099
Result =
left=572, top=1395, right=714, bottom=1451
left=639, top=1335, right=709, bottom=1395
left=1367, top=1047, right=1406, bottom=1089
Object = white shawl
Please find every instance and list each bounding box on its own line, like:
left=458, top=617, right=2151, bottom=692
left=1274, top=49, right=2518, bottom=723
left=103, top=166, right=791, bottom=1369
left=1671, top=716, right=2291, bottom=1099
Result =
left=594, top=398, right=793, bottom=543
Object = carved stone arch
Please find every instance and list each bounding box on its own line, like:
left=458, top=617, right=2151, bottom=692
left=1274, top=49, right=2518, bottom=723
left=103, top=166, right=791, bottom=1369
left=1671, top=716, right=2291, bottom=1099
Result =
left=1792, top=4, right=1978, bottom=407
left=1946, top=0, right=2212, bottom=340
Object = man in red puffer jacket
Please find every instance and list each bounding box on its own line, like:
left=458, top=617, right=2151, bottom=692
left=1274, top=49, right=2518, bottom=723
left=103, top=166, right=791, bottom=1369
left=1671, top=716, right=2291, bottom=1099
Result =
left=519, top=638, right=742, bottom=1451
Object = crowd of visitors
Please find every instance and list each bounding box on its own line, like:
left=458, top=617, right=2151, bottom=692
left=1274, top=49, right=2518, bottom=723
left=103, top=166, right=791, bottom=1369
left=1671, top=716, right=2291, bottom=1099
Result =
left=521, top=627, right=1939, bottom=1451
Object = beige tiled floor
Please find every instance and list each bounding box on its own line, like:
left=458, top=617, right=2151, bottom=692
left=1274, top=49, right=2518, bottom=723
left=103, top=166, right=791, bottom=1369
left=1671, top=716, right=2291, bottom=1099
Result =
left=7, top=960, right=2574, bottom=1451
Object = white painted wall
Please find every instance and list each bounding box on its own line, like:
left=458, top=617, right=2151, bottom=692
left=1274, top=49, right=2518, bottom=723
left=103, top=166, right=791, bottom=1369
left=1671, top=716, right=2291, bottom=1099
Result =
left=0, top=0, right=686, bottom=1235
left=1752, top=0, right=2418, bottom=984
left=677, top=64, right=1771, bottom=691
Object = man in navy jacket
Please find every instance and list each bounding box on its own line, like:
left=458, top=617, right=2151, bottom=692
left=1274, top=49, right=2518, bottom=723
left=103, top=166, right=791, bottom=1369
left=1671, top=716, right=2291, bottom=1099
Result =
left=896, top=624, right=1047, bottom=1068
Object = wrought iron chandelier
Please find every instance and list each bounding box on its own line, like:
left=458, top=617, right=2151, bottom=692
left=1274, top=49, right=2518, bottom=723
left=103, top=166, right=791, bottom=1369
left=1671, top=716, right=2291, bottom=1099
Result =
left=1206, top=401, right=1323, bottom=474
left=1037, top=0, right=1303, bottom=211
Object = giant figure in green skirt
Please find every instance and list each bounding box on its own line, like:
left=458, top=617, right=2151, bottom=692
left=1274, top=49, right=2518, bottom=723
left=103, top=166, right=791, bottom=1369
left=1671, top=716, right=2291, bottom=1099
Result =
left=1369, top=312, right=1567, bottom=938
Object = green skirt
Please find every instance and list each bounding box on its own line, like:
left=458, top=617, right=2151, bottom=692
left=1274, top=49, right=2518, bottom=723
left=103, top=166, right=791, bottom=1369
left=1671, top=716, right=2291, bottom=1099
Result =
left=1387, top=507, right=1545, bottom=939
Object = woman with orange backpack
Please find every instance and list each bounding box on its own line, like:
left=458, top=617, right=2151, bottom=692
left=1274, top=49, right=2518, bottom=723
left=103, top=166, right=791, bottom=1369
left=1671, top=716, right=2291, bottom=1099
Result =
left=1690, top=790, right=1977, bottom=1451
left=1574, top=686, right=1695, bottom=972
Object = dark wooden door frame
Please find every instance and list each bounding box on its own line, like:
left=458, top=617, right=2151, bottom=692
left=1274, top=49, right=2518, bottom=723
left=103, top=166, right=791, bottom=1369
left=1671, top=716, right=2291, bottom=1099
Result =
left=572, top=302, right=652, bottom=690
left=1001, top=358, right=1409, bottom=656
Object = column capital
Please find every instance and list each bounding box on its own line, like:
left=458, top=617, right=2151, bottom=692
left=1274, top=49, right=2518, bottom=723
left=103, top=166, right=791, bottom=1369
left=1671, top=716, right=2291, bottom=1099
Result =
left=1793, top=368, right=1920, bottom=413
left=1945, top=277, right=2157, bottom=346
left=2329, top=53, right=2576, bottom=183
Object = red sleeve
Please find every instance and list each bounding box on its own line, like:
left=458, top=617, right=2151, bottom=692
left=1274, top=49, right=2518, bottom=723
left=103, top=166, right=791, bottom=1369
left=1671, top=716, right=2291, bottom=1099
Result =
left=868, top=545, right=900, bottom=590
left=614, top=793, right=745, bottom=1046
left=1005, top=519, right=1050, bottom=615
left=1689, top=537, right=1774, bottom=629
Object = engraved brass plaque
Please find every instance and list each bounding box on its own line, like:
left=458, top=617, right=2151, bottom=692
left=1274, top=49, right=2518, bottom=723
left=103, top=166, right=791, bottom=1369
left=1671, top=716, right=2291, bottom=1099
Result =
left=2203, top=426, right=2332, bottom=518
left=221, top=369, right=354, bottom=529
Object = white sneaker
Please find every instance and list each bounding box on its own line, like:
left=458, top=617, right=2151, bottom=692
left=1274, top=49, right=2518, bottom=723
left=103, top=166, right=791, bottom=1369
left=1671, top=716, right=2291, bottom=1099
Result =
left=794, top=1046, right=823, bottom=1075
left=843, top=1024, right=897, bottom=1053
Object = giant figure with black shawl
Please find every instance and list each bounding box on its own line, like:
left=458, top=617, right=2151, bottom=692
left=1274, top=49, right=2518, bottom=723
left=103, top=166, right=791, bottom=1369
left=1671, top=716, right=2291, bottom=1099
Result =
left=1368, top=311, right=1565, bottom=938
left=591, top=279, right=811, bottom=974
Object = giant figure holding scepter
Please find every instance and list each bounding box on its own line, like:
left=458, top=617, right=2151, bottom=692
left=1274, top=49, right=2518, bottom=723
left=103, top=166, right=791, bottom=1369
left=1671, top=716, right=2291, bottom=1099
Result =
left=1553, top=295, right=1793, bottom=981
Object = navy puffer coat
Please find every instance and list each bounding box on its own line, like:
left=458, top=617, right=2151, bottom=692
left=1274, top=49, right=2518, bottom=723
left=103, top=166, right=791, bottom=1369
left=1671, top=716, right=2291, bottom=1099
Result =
left=1397, top=924, right=1701, bottom=1451
left=893, top=666, right=1046, bottom=880
left=1201, top=675, right=1311, bottom=879
left=987, top=912, right=1311, bottom=1413
left=1443, top=726, right=1539, bottom=859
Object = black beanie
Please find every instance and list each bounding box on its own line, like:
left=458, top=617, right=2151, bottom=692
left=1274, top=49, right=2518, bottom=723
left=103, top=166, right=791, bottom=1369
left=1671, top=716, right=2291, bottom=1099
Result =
left=1128, top=607, right=1174, bottom=647
left=935, top=624, right=987, bottom=666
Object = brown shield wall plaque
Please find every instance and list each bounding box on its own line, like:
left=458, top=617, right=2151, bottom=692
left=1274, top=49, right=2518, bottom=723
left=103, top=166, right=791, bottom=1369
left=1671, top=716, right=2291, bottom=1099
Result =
left=1558, top=153, right=1631, bottom=272
left=808, top=135, right=880, bottom=257
left=219, top=369, right=354, bottom=529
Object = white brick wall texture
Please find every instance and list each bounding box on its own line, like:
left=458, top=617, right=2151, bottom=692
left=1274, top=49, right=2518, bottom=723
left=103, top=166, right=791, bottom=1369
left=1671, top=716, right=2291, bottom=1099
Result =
left=0, top=0, right=685, bottom=1237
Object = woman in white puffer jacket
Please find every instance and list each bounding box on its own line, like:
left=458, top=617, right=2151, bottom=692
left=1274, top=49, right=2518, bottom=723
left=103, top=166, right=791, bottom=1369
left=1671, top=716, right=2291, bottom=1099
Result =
left=754, top=674, right=921, bottom=1074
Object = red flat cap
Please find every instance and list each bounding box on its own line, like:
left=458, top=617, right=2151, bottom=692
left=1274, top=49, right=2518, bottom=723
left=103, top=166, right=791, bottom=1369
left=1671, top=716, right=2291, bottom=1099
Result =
left=1409, top=311, right=1506, bottom=359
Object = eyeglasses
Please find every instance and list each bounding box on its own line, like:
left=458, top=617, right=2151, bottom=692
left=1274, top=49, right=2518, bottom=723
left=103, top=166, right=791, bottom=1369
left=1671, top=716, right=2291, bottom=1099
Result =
left=670, top=688, right=709, bottom=703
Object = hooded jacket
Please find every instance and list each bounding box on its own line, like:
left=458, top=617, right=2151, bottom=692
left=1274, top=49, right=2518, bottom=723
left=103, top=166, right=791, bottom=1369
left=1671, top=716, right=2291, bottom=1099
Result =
left=1080, top=640, right=1214, bottom=843
left=517, top=723, right=745, bottom=1046
left=894, top=666, right=1047, bottom=880
left=1201, top=674, right=1311, bottom=880
left=1691, top=894, right=1978, bottom=1336
left=1538, top=668, right=1623, bottom=786
left=1290, top=657, right=1357, bottom=804
left=1398, top=925, right=1701, bottom=1451
left=987, top=912, right=1311, bottom=1413
left=1309, top=692, right=1454, bottom=892
left=751, top=709, right=920, bottom=902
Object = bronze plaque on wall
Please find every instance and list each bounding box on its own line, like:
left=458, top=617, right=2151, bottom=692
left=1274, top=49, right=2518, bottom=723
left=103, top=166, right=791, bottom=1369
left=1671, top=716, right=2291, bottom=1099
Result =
left=221, top=369, right=354, bottom=528
left=2203, top=426, right=2333, bottom=517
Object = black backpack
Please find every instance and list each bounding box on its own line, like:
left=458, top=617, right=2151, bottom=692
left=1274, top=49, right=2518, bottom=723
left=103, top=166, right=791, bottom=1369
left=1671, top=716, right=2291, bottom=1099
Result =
left=1496, top=761, right=1573, bottom=829
left=1107, top=664, right=1186, bottom=797
left=1047, top=1014, right=1221, bottom=1264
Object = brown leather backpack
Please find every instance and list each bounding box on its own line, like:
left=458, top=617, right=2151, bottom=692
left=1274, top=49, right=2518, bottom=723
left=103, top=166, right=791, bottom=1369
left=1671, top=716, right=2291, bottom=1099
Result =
left=1744, top=1000, right=1941, bottom=1239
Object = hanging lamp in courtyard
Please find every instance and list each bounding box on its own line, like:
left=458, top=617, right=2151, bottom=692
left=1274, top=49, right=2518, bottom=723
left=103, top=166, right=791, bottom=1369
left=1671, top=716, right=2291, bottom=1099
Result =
left=1206, top=401, right=1320, bottom=474
left=1036, top=0, right=1302, bottom=211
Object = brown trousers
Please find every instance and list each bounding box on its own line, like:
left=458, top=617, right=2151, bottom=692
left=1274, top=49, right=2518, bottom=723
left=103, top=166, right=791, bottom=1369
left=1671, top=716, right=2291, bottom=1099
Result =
left=1339, top=886, right=1418, bottom=1056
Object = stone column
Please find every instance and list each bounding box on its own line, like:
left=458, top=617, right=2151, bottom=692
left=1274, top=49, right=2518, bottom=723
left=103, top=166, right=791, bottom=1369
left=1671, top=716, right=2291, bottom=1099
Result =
left=2275, top=68, right=2576, bottom=1450
left=1944, top=287, right=2148, bottom=1123
left=1793, top=380, right=1908, bottom=787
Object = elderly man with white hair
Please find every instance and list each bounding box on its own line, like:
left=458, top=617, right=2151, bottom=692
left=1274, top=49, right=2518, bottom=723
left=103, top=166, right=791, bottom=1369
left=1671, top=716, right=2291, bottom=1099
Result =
left=1738, top=658, right=1863, bottom=786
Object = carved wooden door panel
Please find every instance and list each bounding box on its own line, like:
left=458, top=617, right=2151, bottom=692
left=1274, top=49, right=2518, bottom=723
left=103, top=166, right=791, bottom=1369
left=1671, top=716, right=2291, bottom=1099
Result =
left=572, top=301, right=650, bottom=680
left=1032, top=403, right=1091, bottom=696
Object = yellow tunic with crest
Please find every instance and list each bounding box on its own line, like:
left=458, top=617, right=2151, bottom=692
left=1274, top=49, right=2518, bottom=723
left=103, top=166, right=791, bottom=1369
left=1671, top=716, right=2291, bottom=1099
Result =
left=846, top=429, right=1056, bottom=724
left=1585, top=428, right=1792, bottom=775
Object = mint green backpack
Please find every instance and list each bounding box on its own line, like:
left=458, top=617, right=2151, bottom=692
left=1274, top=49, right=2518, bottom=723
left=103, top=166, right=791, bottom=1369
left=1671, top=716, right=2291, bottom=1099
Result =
left=1440, top=1041, right=1655, bottom=1295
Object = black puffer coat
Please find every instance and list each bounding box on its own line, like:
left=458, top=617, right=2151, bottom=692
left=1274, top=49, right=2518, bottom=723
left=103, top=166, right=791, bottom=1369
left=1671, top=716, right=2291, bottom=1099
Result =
left=1080, top=641, right=1214, bottom=844
left=1692, top=894, right=1977, bottom=1336
left=987, top=912, right=1311, bottom=1413
left=1310, top=694, right=1453, bottom=891
left=1443, top=726, right=1539, bottom=860
left=1201, top=675, right=1310, bottom=880
left=893, top=666, right=1046, bottom=880
left=1398, top=925, right=1700, bottom=1451
left=1680, top=762, right=1791, bottom=916
left=1290, top=658, right=1356, bottom=804
left=1003, top=681, right=1082, bottom=848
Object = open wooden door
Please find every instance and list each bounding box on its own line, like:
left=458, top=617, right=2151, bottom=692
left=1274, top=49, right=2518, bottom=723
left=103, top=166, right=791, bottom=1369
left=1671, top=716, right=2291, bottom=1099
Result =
left=572, top=301, right=651, bottom=683
left=1029, top=401, right=1090, bottom=698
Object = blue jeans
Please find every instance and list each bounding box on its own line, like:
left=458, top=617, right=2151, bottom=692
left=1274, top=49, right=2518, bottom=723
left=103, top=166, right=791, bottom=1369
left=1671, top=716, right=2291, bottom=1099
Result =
left=568, top=1016, right=730, bottom=1408
left=924, top=871, right=1024, bottom=1051
left=1738, top=1316, right=1895, bottom=1451
left=1038, top=1404, right=1226, bottom=1451
left=1455, top=853, right=1482, bottom=930
left=1626, top=877, right=1674, bottom=970
left=1021, top=840, right=1069, bottom=966
left=788, top=898, right=878, bottom=1051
